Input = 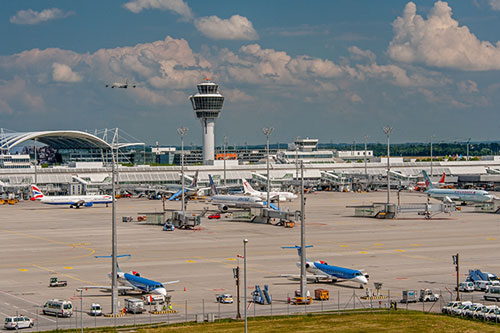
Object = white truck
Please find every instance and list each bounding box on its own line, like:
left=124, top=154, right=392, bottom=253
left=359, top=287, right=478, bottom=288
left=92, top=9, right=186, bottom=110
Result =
left=124, top=298, right=145, bottom=314
left=400, top=290, right=417, bottom=303
left=419, top=289, right=439, bottom=302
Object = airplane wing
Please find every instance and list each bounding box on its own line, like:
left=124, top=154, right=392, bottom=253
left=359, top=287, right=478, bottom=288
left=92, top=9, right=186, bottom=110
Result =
left=81, top=286, right=135, bottom=292
left=280, top=274, right=330, bottom=280
left=162, top=280, right=180, bottom=285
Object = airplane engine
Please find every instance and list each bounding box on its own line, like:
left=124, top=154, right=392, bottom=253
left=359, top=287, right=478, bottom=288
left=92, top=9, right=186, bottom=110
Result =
left=218, top=204, right=229, bottom=212
left=84, top=202, right=93, bottom=207
left=305, top=263, right=310, bottom=269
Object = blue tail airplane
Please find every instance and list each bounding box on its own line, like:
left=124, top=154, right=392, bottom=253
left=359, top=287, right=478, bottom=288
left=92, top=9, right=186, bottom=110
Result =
left=281, top=246, right=369, bottom=288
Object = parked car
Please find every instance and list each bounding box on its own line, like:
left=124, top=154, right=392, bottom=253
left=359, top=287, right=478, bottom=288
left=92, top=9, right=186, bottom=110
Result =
left=464, top=303, right=484, bottom=318
left=442, top=301, right=462, bottom=314
left=89, top=304, right=102, bottom=316
left=4, top=316, right=33, bottom=330
left=476, top=305, right=498, bottom=320
left=216, top=294, right=234, bottom=304
left=474, top=280, right=492, bottom=291
left=451, top=301, right=472, bottom=316
left=208, top=213, right=221, bottom=220
left=457, top=282, right=474, bottom=292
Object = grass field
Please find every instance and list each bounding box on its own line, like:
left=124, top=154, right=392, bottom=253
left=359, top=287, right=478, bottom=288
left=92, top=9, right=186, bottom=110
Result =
left=137, top=312, right=500, bottom=333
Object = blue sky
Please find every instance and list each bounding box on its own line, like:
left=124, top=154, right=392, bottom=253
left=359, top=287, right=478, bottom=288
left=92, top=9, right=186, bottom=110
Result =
left=1, top=0, right=500, bottom=146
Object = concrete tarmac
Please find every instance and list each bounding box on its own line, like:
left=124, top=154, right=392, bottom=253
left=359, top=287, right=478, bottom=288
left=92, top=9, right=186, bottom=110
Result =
left=1, top=190, right=499, bottom=330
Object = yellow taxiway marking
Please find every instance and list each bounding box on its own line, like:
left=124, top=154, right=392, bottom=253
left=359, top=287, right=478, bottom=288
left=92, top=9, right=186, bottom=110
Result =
left=359, top=251, right=368, bottom=254
left=64, top=267, right=73, bottom=270
left=226, top=258, right=236, bottom=261
left=186, top=260, right=196, bottom=263
left=487, top=238, right=496, bottom=241
left=19, top=269, right=28, bottom=272
left=411, top=244, right=421, bottom=247
left=395, top=249, right=405, bottom=252
left=374, top=243, right=384, bottom=246
left=32, top=264, right=95, bottom=284
left=339, top=245, right=349, bottom=248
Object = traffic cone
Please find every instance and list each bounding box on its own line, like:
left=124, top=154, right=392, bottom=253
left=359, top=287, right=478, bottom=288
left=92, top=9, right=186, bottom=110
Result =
left=184, top=287, right=186, bottom=292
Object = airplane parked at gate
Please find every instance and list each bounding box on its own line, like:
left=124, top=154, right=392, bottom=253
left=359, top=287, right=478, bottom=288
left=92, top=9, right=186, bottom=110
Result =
left=31, top=185, right=112, bottom=208
left=208, top=175, right=264, bottom=212
left=242, top=178, right=297, bottom=202
left=423, top=170, right=495, bottom=204
left=281, top=246, right=369, bottom=288
left=414, top=172, right=447, bottom=191
left=83, top=263, right=179, bottom=297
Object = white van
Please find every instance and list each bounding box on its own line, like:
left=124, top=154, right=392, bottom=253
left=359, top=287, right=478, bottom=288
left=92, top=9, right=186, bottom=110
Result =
left=42, top=299, right=73, bottom=317
left=475, top=280, right=492, bottom=291
left=458, top=282, right=474, bottom=292
left=142, top=294, right=165, bottom=305
left=4, top=316, right=33, bottom=329
left=124, top=298, right=145, bottom=314
left=484, top=286, right=500, bottom=301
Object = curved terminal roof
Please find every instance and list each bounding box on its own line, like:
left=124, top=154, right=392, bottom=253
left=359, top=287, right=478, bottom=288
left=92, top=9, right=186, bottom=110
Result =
left=0, top=130, right=142, bottom=151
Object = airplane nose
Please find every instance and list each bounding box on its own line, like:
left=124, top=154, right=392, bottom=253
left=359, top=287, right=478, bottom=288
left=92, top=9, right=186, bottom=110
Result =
left=155, top=287, right=167, bottom=297
left=356, top=276, right=368, bottom=285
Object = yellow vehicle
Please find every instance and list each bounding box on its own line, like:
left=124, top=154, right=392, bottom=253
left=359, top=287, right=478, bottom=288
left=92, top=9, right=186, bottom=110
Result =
left=293, top=297, right=313, bottom=305
left=314, top=289, right=329, bottom=301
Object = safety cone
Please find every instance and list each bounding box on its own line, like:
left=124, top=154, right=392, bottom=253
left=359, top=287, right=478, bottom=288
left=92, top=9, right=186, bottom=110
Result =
left=184, top=287, right=186, bottom=292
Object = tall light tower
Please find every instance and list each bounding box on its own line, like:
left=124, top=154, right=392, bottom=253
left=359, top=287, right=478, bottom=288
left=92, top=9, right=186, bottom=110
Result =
left=189, top=80, right=225, bottom=165
left=383, top=126, right=393, bottom=208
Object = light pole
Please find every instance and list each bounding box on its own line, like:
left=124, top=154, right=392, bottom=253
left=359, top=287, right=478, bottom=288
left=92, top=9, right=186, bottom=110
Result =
left=224, top=136, right=228, bottom=186
left=430, top=135, right=435, bottom=177
left=383, top=127, right=393, bottom=208
left=364, top=135, right=369, bottom=185
left=466, top=138, right=471, bottom=161
left=177, top=127, right=188, bottom=216
left=110, top=137, right=118, bottom=315
left=300, top=161, right=307, bottom=300
left=76, top=288, right=83, bottom=333
left=262, top=127, right=274, bottom=216
left=295, top=136, right=299, bottom=180
left=34, top=138, right=38, bottom=184
left=243, top=239, right=248, bottom=333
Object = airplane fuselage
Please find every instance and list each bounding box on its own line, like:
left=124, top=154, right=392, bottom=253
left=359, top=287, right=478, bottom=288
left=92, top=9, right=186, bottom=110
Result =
left=117, top=272, right=166, bottom=296
left=34, top=195, right=112, bottom=207
left=296, top=260, right=368, bottom=285
left=426, top=188, right=492, bottom=203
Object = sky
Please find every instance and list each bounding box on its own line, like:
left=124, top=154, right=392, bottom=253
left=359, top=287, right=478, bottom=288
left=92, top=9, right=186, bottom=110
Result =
left=1, top=0, right=500, bottom=146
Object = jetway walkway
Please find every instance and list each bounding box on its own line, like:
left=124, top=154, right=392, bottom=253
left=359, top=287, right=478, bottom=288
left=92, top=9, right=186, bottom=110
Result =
left=347, top=202, right=456, bottom=219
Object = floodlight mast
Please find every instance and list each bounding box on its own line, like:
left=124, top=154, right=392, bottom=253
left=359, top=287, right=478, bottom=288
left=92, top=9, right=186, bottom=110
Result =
left=383, top=127, right=393, bottom=208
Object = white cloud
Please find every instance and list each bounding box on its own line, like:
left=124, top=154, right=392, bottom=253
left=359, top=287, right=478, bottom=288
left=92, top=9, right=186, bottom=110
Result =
left=348, top=93, right=363, bottom=103
left=348, top=46, right=376, bottom=63
left=388, top=1, right=500, bottom=71
left=224, top=88, right=253, bottom=101
left=10, top=8, right=73, bottom=25
left=458, top=80, right=479, bottom=93
left=195, top=15, right=258, bottom=40
left=489, top=0, right=500, bottom=10
left=123, top=0, right=193, bottom=21
left=52, top=63, right=82, bottom=82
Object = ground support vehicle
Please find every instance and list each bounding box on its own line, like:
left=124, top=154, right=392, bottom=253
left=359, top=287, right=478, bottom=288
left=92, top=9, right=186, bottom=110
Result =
left=457, top=282, right=475, bottom=292
left=486, top=308, right=500, bottom=321
left=314, top=289, right=329, bottom=301
left=208, top=213, right=221, bottom=220
left=442, top=301, right=462, bottom=314
left=49, top=277, right=67, bottom=287
left=4, top=316, right=33, bottom=329
left=216, top=294, right=234, bottom=304
left=451, top=302, right=472, bottom=316
left=419, top=289, right=439, bottom=302
left=124, top=298, right=145, bottom=314
left=400, top=290, right=418, bottom=303
left=89, top=304, right=102, bottom=316
left=292, top=297, right=313, bottom=305
left=42, top=299, right=73, bottom=317
left=464, top=303, right=484, bottom=318
left=476, top=305, right=498, bottom=320
left=484, top=286, right=500, bottom=301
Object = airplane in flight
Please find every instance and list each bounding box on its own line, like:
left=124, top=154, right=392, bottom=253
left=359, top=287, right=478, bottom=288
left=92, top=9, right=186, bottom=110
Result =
left=414, top=172, right=447, bottom=191
left=208, top=175, right=265, bottom=212
left=281, top=246, right=369, bottom=288
left=31, top=185, right=113, bottom=208
left=241, top=178, right=297, bottom=202
left=422, top=170, right=496, bottom=204
left=105, top=79, right=136, bottom=89
left=83, top=263, right=179, bottom=297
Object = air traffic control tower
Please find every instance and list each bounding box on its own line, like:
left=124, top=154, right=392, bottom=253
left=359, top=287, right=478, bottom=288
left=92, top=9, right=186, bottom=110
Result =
left=189, top=80, right=225, bottom=165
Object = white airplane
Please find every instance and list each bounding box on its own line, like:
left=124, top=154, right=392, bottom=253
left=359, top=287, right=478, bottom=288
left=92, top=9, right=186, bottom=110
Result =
left=209, top=175, right=264, bottom=212
left=31, top=185, right=112, bottom=208
left=281, top=246, right=369, bottom=288
left=423, top=171, right=496, bottom=204
left=105, top=79, right=136, bottom=89
left=83, top=263, right=179, bottom=297
left=242, top=178, right=297, bottom=202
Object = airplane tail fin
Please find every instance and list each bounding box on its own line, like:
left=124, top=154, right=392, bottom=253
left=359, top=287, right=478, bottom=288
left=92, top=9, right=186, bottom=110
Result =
left=242, top=178, right=256, bottom=194
left=208, top=175, right=218, bottom=195
left=192, top=171, right=199, bottom=187
left=422, top=170, right=434, bottom=189
left=31, top=185, right=44, bottom=200
left=438, top=172, right=446, bottom=184
left=281, top=245, right=313, bottom=259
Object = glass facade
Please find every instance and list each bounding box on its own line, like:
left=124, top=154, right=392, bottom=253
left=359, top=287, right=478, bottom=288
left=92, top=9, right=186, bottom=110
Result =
left=190, top=96, right=224, bottom=111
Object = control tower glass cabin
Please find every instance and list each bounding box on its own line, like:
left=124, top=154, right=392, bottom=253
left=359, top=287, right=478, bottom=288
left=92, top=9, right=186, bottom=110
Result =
left=189, top=81, right=225, bottom=165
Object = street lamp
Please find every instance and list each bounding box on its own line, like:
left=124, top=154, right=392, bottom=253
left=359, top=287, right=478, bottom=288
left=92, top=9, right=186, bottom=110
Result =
left=76, top=289, right=83, bottom=333
left=110, top=134, right=118, bottom=316
left=300, top=161, right=307, bottom=301
left=466, top=138, right=471, bottom=161
left=177, top=127, right=188, bottom=216
left=430, top=135, right=435, bottom=177
left=364, top=135, right=369, bottom=186
left=262, top=127, right=274, bottom=216
left=383, top=127, right=393, bottom=208
left=243, top=239, right=248, bottom=333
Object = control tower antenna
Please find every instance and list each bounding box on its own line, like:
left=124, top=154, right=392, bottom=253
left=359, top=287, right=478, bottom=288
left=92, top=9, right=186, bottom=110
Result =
left=189, top=79, right=225, bottom=165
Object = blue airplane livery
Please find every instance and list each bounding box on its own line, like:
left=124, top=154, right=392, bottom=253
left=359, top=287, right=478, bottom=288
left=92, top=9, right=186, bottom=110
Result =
left=281, top=246, right=369, bottom=288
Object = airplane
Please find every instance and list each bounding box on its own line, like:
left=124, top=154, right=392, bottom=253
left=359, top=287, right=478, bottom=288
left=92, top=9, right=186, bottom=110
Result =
left=281, top=246, right=369, bottom=288
left=105, top=79, right=136, bottom=89
left=414, top=172, right=446, bottom=191
left=83, top=263, right=179, bottom=297
left=242, top=178, right=297, bottom=202
left=30, top=185, right=113, bottom=208
left=422, top=170, right=496, bottom=204
left=168, top=171, right=201, bottom=201
left=208, top=175, right=265, bottom=212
